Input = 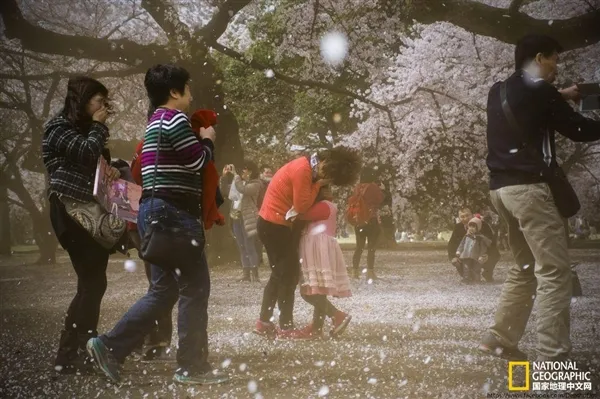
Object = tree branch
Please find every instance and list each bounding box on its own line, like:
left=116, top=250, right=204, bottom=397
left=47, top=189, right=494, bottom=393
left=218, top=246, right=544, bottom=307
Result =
left=100, top=10, right=145, bottom=40
left=581, top=162, right=600, bottom=184
left=0, top=65, right=147, bottom=81
left=7, top=197, right=27, bottom=211
left=410, top=0, right=600, bottom=51
left=42, top=77, right=61, bottom=118
left=310, top=0, right=321, bottom=41
left=141, top=0, right=191, bottom=44
left=0, top=0, right=168, bottom=65
left=210, top=42, right=391, bottom=112
left=508, top=0, right=526, bottom=15
left=198, top=0, right=253, bottom=43
left=0, top=47, right=52, bottom=64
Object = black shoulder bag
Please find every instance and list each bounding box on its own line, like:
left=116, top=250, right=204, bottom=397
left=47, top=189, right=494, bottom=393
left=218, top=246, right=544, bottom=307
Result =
left=140, top=113, right=205, bottom=269
left=500, top=82, right=580, bottom=218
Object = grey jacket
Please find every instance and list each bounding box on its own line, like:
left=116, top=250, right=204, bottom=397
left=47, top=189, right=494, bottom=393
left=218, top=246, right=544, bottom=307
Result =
left=456, top=234, right=491, bottom=261
left=221, top=174, right=260, bottom=237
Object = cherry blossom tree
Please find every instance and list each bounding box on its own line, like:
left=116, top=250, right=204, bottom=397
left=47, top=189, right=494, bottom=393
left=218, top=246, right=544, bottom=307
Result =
left=1, top=0, right=599, bottom=253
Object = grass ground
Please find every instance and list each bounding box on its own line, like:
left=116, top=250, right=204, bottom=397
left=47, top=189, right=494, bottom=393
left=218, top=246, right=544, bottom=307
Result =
left=1, top=249, right=599, bottom=399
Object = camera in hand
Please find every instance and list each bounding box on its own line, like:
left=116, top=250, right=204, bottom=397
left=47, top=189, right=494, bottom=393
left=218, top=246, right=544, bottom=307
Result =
left=577, top=83, right=600, bottom=111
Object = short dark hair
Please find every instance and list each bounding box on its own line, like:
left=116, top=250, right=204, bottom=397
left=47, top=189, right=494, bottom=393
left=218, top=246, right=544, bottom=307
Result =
left=144, top=64, right=190, bottom=108
left=515, top=34, right=562, bottom=71
left=318, top=146, right=362, bottom=186
left=61, top=76, right=108, bottom=132
left=242, top=160, right=260, bottom=179
left=459, top=207, right=472, bottom=214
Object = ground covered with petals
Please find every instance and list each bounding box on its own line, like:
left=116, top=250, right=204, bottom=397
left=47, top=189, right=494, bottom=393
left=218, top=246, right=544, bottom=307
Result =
left=1, top=249, right=599, bottom=398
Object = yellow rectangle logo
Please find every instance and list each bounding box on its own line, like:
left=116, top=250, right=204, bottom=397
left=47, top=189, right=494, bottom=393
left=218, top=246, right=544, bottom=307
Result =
left=508, top=361, right=530, bottom=391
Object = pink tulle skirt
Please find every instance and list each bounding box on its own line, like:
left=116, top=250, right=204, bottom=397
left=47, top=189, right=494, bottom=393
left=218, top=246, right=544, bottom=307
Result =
left=298, top=233, right=351, bottom=297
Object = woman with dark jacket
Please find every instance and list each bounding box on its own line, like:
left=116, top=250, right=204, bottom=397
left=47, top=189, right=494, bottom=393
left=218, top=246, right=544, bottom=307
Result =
left=221, top=160, right=262, bottom=282
left=42, top=76, right=120, bottom=373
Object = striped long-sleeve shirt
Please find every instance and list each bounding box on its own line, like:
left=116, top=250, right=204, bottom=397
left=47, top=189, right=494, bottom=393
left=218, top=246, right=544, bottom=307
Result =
left=140, top=108, right=214, bottom=217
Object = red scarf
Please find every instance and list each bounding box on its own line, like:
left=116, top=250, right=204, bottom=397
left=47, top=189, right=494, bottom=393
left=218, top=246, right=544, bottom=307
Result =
left=190, top=110, right=225, bottom=229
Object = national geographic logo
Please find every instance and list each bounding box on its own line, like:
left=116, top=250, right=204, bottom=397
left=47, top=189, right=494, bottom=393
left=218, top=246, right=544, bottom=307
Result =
left=508, top=361, right=592, bottom=392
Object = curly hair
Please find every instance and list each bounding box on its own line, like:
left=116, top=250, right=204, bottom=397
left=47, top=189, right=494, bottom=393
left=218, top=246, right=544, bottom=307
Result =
left=318, top=146, right=362, bottom=186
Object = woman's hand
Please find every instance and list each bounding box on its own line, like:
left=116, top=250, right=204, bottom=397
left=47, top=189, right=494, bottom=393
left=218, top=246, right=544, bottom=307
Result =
left=199, top=126, right=216, bottom=142
left=93, top=106, right=110, bottom=124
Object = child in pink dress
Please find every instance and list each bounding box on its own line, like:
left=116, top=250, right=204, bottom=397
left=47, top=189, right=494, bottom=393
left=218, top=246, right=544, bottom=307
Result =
left=294, top=186, right=352, bottom=339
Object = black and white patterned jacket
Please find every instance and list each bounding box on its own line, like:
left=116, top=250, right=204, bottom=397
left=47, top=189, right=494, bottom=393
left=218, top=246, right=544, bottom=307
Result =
left=42, top=115, right=109, bottom=202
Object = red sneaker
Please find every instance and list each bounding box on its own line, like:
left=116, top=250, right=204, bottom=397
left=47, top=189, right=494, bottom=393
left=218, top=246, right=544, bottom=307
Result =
left=276, top=327, right=312, bottom=340
left=298, top=323, right=323, bottom=340
left=330, top=311, right=352, bottom=338
left=253, top=320, right=276, bottom=339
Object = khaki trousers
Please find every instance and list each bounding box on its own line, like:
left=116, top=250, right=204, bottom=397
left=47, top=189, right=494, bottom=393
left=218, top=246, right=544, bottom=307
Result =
left=489, top=183, right=571, bottom=359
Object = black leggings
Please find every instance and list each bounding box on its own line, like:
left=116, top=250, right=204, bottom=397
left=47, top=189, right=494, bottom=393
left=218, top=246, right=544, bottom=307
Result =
left=258, top=217, right=301, bottom=329
left=352, top=218, right=380, bottom=270
left=301, top=294, right=339, bottom=330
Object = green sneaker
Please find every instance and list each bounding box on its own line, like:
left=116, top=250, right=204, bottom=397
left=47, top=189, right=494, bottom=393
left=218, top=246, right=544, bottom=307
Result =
left=86, top=338, right=121, bottom=383
left=173, top=369, right=230, bottom=385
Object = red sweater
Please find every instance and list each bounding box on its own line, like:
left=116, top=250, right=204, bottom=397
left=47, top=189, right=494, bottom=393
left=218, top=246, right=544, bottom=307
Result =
left=259, top=157, right=322, bottom=227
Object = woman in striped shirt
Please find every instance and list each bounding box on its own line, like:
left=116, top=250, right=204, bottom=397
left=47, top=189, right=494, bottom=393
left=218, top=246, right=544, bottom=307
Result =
left=87, top=64, right=229, bottom=386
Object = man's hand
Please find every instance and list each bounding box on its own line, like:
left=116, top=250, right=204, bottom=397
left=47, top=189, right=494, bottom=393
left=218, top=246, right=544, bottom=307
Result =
left=559, top=85, right=581, bottom=103
left=451, top=257, right=461, bottom=266
left=199, top=126, right=216, bottom=142
left=107, top=166, right=121, bottom=182
left=478, top=254, right=489, bottom=264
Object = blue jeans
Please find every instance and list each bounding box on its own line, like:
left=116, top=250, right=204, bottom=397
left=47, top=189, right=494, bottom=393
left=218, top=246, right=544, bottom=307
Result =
left=100, top=198, right=211, bottom=373
left=232, top=217, right=258, bottom=269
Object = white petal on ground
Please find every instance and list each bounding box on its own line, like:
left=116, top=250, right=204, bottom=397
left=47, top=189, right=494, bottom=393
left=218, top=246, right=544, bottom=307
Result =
left=248, top=380, right=258, bottom=394
left=318, top=385, right=330, bottom=397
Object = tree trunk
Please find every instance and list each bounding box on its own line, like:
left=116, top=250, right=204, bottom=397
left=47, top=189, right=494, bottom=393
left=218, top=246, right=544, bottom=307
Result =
left=187, top=60, right=244, bottom=265
left=0, top=184, right=11, bottom=256
left=30, top=208, right=58, bottom=264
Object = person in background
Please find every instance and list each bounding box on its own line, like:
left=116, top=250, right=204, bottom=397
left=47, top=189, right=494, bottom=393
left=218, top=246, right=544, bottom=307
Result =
left=447, top=207, right=499, bottom=282
left=455, top=218, right=492, bottom=284
left=87, top=64, right=229, bottom=385
left=43, top=76, right=121, bottom=374
left=254, top=148, right=361, bottom=339
left=255, top=164, right=273, bottom=266
left=221, top=161, right=262, bottom=282
left=350, top=176, right=385, bottom=280
left=480, top=34, right=600, bottom=361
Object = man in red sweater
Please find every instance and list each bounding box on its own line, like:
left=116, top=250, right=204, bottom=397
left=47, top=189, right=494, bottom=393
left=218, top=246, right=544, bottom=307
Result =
left=350, top=178, right=385, bottom=280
